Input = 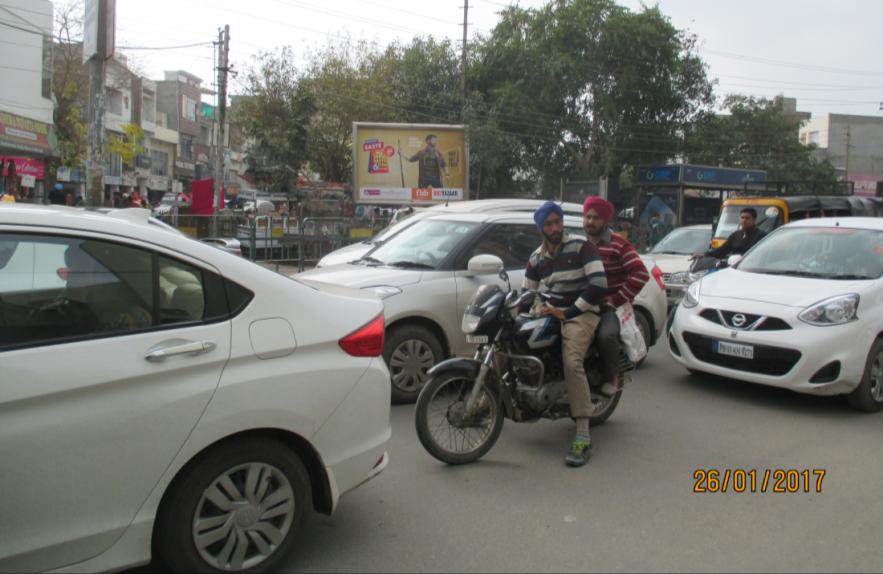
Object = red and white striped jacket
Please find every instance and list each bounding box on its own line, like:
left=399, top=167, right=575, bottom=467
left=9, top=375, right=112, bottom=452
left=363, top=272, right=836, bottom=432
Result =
left=593, top=229, right=649, bottom=307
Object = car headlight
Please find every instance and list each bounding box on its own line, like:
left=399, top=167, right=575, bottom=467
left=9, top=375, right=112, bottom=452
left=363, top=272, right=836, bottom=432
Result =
left=798, top=294, right=859, bottom=326
left=688, top=269, right=708, bottom=283
left=363, top=285, right=402, bottom=300
left=669, top=271, right=691, bottom=285
left=682, top=281, right=701, bottom=308
left=462, top=313, right=482, bottom=334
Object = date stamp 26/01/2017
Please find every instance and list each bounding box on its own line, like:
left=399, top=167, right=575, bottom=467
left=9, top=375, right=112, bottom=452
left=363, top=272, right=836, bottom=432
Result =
left=693, top=468, right=826, bottom=494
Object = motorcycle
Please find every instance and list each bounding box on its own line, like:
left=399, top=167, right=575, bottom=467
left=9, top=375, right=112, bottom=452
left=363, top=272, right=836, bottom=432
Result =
left=414, top=265, right=634, bottom=465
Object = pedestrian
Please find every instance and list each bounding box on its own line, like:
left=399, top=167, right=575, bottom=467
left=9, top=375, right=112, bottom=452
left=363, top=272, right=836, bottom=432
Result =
left=49, top=183, right=66, bottom=205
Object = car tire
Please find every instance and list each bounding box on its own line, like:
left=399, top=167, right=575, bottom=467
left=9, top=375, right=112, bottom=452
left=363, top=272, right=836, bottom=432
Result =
left=384, top=324, right=445, bottom=404
left=154, top=437, right=311, bottom=573
left=634, top=309, right=652, bottom=368
left=847, top=338, right=883, bottom=413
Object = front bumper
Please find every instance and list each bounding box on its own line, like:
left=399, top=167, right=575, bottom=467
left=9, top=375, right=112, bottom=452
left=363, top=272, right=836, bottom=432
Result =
left=668, top=298, right=867, bottom=396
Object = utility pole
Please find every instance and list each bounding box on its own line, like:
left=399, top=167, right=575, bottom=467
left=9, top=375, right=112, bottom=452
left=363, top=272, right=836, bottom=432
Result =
left=213, top=25, right=229, bottom=234
left=844, top=124, right=852, bottom=183
left=460, top=0, right=468, bottom=113
left=85, top=0, right=114, bottom=207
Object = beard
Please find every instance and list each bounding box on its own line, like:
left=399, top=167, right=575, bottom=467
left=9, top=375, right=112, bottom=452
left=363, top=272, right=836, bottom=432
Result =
left=543, top=230, right=563, bottom=245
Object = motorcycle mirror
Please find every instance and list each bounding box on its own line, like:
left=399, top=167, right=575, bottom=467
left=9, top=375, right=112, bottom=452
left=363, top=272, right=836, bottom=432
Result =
left=499, top=268, right=511, bottom=290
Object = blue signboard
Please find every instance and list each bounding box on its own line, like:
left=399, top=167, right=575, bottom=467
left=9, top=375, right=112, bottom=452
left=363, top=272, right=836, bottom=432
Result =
left=638, top=164, right=767, bottom=187
left=637, top=165, right=680, bottom=184
left=682, top=166, right=766, bottom=186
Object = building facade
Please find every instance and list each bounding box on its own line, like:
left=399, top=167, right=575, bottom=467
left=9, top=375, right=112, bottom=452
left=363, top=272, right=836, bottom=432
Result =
left=0, top=0, right=55, bottom=200
left=800, top=114, right=883, bottom=196
left=157, top=71, right=205, bottom=195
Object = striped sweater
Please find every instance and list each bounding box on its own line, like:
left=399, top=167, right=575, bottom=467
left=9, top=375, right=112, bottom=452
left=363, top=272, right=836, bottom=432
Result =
left=521, top=234, right=608, bottom=319
left=593, top=228, right=649, bottom=307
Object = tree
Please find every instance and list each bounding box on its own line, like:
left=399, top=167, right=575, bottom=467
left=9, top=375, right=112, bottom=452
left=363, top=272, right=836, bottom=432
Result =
left=106, top=123, right=144, bottom=169
left=472, top=0, right=713, bottom=194
left=300, top=40, right=392, bottom=183
left=684, top=95, right=837, bottom=182
left=233, top=48, right=313, bottom=193
left=52, top=1, right=88, bottom=173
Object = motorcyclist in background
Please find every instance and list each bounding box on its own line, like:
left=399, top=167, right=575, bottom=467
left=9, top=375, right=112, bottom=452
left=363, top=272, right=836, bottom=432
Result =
left=520, top=201, right=607, bottom=467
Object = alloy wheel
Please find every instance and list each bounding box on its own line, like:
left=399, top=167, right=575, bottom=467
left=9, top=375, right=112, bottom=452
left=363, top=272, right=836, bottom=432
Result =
left=870, top=350, right=883, bottom=403
left=192, top=462, right=295, bottom=571
left=389, top=339, right=436, bottom=392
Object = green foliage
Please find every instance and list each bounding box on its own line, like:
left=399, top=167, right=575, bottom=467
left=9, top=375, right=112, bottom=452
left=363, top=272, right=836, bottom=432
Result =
left=684, top=95, right=836, bottom=181
left=233, top=47, right=313, bottom=193
left=106, top=123, right=144, bottom=167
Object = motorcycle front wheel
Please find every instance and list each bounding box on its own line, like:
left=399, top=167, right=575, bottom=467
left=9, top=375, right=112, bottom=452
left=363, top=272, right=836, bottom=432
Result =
left=415, top=373, right=504, bottom=465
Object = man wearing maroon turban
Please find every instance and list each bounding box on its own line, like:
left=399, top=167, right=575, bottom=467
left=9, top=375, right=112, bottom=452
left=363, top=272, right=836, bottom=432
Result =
left=583, top=197, right=650, bottom=395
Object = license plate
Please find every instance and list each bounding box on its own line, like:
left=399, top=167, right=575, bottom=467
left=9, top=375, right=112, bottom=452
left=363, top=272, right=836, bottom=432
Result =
left=713, top=340, right=754, bottom=359
left=466, top=334, right=488, bottom=344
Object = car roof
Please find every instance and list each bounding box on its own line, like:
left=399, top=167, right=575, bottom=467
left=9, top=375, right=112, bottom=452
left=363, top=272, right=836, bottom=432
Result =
left=426, top=198, right=584, bottom=215
left=785, top=217, right=883, bottom=230
left=419, top=210, right=585, bottom=226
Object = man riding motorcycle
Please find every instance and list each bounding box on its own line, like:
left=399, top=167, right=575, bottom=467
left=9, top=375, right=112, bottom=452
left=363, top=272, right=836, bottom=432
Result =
left=695, top=207, right=766, bottom=260
left=521, top=201, right=608, bottom=467
left=583, top=197, right=649, bottom=397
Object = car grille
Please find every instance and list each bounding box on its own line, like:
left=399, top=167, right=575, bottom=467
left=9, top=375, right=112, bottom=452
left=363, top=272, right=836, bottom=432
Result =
left=682, top=331, right=801, bottom=376
left=699, top=308, right=791, bottom=331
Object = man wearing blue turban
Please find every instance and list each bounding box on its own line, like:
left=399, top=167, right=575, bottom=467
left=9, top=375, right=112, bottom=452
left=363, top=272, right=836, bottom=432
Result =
left=521, top=201, right=608, bottom=467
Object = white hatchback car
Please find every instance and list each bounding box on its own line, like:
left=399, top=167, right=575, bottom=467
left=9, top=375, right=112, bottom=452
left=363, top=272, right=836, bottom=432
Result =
left=301, top=211, right=668, bottom=403
left=669, top=218, right=883, bottom=411
left=0, top=205, right=391, bottom=573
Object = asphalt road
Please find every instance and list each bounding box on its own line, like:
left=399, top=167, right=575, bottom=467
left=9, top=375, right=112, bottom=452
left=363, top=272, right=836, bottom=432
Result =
left=281, top=340, right=883, bottom=573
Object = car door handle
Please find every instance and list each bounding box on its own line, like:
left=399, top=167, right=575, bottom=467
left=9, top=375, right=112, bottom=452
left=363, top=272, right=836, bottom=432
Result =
left=145, top=339, right=217, bottom=362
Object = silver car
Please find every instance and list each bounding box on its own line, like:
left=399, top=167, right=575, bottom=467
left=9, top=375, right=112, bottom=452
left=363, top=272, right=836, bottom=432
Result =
left=316, top=199, right=586, bottom=268
left=299, top=211, right=668, bottom=403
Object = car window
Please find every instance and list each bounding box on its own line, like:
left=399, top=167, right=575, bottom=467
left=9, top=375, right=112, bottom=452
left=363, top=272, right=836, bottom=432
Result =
left=0, top=233, right=241, bottom=350
left=369, top=219, right=480, bottom=268
left=159, top=256, right=205, bottom=323
left=460, top=224, right=541, bottom=269
left=739, top=227, right=883, bottom=279
left=0, top=234, right=154, bottom=349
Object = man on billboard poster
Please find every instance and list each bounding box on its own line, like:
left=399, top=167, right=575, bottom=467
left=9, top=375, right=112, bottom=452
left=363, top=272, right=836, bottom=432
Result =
left=399, top=134, right=449, bottom=189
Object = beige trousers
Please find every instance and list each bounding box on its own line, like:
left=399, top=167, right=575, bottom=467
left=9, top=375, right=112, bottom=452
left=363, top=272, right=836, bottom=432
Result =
left=562, top=311, right=601, bottom=418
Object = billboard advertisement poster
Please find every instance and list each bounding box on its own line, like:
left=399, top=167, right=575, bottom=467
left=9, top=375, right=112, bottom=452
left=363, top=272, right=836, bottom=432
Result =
left=353, top=123, right=467, bottom=205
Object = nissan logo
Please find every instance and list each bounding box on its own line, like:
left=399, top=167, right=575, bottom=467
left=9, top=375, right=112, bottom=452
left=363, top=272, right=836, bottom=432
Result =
left=731, top=313, right=747, bottom=328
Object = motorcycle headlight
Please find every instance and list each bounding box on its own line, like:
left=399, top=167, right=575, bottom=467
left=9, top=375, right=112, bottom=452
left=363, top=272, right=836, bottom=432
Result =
left=363, top=285, right=402, bottom=300
left=682, top=281, right=701, bottom=308
left=798, top=294, right=860, bottom=326
left=461, top=313, right=482, bottom=334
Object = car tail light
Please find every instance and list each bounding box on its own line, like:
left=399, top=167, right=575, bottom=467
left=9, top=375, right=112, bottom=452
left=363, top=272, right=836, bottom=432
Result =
left=339, top=313, right=385, bottom=357
left=651, top=265, right=665, bottom=291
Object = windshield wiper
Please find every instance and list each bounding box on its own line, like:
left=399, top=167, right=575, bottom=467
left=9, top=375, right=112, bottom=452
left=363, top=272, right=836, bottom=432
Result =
left=752, top=270, right=825, bottom=278
left=387, top=261, right=435, bottom=269
left=817, top=274, right=876, bottom=281
left=653, top=250, right=688, bottom=255
left=357, top=256, right=384, bottom=265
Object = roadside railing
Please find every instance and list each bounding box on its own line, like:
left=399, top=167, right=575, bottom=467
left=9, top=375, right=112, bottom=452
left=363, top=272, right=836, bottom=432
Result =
left=154, top=211, right=393, bottom=271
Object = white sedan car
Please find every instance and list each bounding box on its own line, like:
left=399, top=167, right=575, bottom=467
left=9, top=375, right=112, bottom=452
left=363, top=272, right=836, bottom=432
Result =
left=0, top=205, right=391, bottom=573
left=669, top=218, right=883, bottom=411
left=301, top=211, right=668, bottom=403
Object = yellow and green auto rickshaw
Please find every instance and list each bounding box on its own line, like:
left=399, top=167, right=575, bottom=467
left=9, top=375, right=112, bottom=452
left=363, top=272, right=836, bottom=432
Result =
left=710, top=195, right=879, bottom=249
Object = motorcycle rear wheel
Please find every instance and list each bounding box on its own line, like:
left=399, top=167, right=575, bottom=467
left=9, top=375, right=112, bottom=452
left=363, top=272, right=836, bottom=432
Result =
left=415, top=373, right=504, bottom=465
left=588, top=388, right=621, bottom=426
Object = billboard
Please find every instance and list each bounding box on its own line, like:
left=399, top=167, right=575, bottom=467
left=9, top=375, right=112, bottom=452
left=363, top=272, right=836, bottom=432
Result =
left=353, top=122, right=468, bottom=205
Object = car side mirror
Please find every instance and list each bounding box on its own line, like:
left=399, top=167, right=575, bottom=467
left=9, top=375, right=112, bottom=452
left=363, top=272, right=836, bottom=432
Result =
left=465, top=254, right=505, bottom=276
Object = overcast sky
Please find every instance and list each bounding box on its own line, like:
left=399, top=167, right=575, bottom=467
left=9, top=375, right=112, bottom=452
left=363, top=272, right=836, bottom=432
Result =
left=107, top=0, right=883, bottom=119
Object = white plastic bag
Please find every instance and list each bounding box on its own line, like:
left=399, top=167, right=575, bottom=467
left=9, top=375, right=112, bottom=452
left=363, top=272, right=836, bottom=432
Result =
left=616, top=302, right=647, bottom=363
